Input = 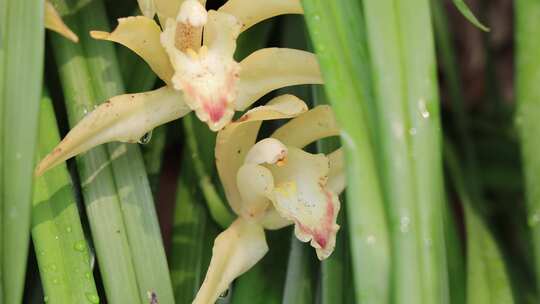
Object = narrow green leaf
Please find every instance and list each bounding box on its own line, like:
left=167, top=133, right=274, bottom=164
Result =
left=0, top=0, right=44, bottom=302
left=183, top=113, right=235, bottom=228
left=302, top=1, right=391, bottom=302
left=445, top=143, right=514, bottom=304
left=451, top=0, right=489, bottom=32
left=282, top=238, right=315, bottom=304
left=50, top=0, right=173, bottom=302
left=361, top=0, right=427, bottom=301
left=32, top=91, right=98, bottom=303
left=395, top=1, right=450, bottom=302
left=77, top=0, right=174, bottom=302
left=49, top=3, right=142, bottom=301
left=170, top=152, right=218, bottom=303
left=515, top=0, right=540, bottom=295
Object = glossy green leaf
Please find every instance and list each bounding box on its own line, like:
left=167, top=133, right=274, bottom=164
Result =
left=32, top=91, right=98, bottom=303
left=50, top=0, right=173, bottom=302
left=302, top=0, right=391, bottom=302
left=0, top=0, right=44, bottom=302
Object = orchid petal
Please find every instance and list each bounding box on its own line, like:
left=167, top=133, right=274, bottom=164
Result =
left=235, top=138, right=287, bottom=219
left=161, top=10, right=240, bottom=131
left=259, top=208, right=292, bottom=230
left=216, top=94, right=307, bottom=214
left=268, top=147, right=340, bottom=260
left=236, top=164, right=274, bottom=220
left=155, top=0, right=207, bottom=26
left=244, top=138, right=287, bottom=165
left=137, top=0, right=156, bottom=18
left=203, top=10, right=241, bottom=58
left=236, top=48, right=323, bottom=111
left=44, top=0, right=78, bottom=42
left=90, top=16, right=174, bottom=84
left=35, top=87, right=190, bottom=176
left=219, top=0, right=302, bottom=32
left=272, top=105, right=339, bottom=148
left=193, top=218, right=268, bottom=304
left=328, top=148, right=345, bottom=195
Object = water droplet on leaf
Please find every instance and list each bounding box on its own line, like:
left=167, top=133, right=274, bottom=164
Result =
left=85, top=292, right=100, bottom=303
left=74, top=240, right=86, bottom=252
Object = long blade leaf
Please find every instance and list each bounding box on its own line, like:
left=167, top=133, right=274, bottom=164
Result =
left=32, top=91, right=98, bottom=303
left=302, top=1, right=391, bottom=302
left=0, top=0, right=44, bottom=302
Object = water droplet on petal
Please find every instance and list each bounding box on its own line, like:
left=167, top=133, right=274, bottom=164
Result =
left=138, top=130, right=153, bottom=144
left=219, top=287, right=230, bottom=298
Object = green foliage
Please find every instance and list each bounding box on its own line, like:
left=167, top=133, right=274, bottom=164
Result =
left=451, top=0, right=489, bottom=31
left=2, top=0, right=539, bottom=303
left=0, top=0, right=44, bottom=302
left=32, top=91, right=98, bottom=304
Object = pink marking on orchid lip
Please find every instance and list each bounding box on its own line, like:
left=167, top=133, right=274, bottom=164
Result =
left=295, top=190, right=336, bottom=250
left=203, top=97, right=228, bottom=123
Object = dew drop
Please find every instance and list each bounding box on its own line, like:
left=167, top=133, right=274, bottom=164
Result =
left=52, top=278, right=59, bottom=285
left=74, top=240, right=86, bottom=252
left=219, top=288, right=230, bottom=298
left=49, top=264, right=57, bottom=272
left=408, top=128, right=417, bottom=136
left=85, top=272, right=91, bottom=280
left=66, top=226, right=72, bottom=233
left=366, top=235, right=376, bottom=245
left=400, top=216, right=410, bottom=233
left=418, top=98, right=430, bottom=119
left=85, top=292, right=100, bottom=303
left=15, top=152, right=22, bottom=160
left=39, top=250, right=45, bottom=256
left=529, top=213, right=540, bottom=227
left=138, top=130, right=153, bottom=144
left=44, top=295, right=49, bottom=302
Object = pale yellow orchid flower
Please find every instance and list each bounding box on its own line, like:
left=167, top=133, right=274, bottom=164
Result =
left=44, top=0, right=78, bottom=42
left=35, top=0, right=321, bottom=176
left=194, top=94, right=345, bottom=303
